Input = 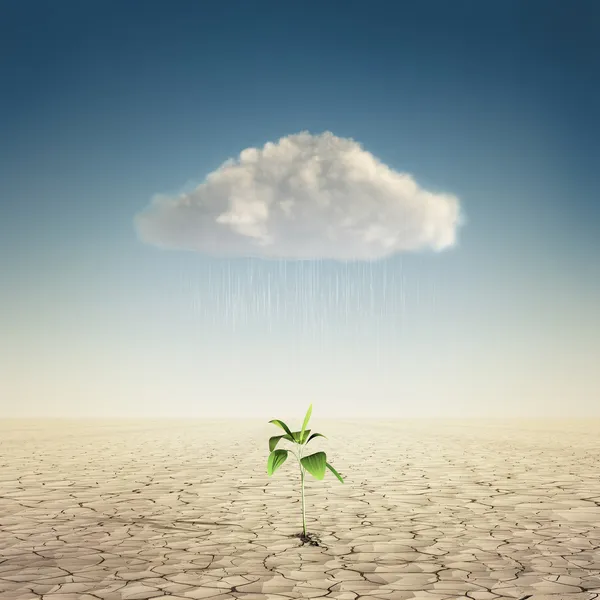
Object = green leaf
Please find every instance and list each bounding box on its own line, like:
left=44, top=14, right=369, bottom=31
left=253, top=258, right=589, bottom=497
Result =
left=288, top=429, right=311, bottom=444
left=300, top=429, right=312, bottom=444
left=306, top=432, right=327, bottom=444
left=269, top=419, right=294, bottom=438
left=326, top=462, right=344, bottom=483
left=301, top=451, right=327, bottom=480
left=300, top=404, right=313, bottom=442
left=269, top=435, right=285, bottom=452
left=267, top=449, right=288, bottom=476
left=279, top=430, right=311, bottom=444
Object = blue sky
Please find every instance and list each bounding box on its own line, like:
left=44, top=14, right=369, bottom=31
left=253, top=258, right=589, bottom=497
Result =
left=1, top=0, right=599, bottom=417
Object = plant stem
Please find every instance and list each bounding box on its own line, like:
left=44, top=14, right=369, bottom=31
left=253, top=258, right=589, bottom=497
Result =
left=300, top=467, right=306, bottom=536
left=297, top=443, right=307, bottom=537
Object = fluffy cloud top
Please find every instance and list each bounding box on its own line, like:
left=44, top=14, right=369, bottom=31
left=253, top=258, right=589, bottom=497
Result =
left=134, top=131, right=462, bottom=260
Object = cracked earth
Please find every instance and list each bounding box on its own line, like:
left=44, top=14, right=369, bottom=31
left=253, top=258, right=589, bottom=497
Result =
left=1, top=419, right=600, bottom=600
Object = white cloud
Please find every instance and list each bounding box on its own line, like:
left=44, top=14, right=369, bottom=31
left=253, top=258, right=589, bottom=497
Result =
left=134, top=131, right=462, bottom=260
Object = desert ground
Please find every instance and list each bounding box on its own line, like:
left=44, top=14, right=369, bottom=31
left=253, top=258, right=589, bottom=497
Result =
left=1, top=419, right=600, bottom=600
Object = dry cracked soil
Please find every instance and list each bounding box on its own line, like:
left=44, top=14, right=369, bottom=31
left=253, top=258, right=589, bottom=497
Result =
left=1, top=418, right=600, bottom=600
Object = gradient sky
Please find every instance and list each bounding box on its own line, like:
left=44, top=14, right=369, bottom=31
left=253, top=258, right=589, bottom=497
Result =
left=1, top=0, right=599, bottom=418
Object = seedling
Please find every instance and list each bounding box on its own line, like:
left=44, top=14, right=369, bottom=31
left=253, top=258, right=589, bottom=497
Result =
left=266, top=404, right=344, bottom=539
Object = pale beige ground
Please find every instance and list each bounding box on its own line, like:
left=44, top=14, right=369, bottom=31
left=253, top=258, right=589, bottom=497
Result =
left=1, top=419, right=600, bottom=600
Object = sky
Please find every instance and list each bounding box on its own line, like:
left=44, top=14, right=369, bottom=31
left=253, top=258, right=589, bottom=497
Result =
left=1, top=0, right=599, bottom=418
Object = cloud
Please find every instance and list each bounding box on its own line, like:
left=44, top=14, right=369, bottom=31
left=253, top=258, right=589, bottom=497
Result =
left=134, top=131, right=462, bottom=260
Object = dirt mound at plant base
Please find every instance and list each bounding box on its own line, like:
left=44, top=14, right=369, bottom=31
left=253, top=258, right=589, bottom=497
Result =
left=292, top=531, right=322, bottom=546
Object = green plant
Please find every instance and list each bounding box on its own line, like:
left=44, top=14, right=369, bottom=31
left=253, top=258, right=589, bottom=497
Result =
left=266, top=404, right=344, bottom=538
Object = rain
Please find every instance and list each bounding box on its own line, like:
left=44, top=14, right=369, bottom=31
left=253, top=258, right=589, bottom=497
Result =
left=179, top=257, right=437, bottom=373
